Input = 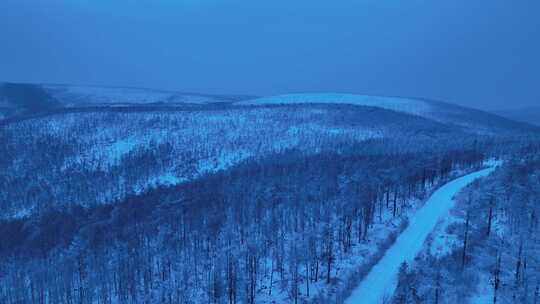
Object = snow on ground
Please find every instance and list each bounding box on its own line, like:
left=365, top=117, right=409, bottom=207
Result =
left=256, top=204, right=411, bottom=304
left=197, top=149, right=253, bottom=173
left=239, top=93, right=432, bottom=116
left=469, top=273, right=494, bottom=304
left=256, top=171, right=465, bottom=303
left=133, top=173, right=186, bottom=194
left=427, top=213, right=461, bottom=258
left=106, top=137, right=140, bottom=162
left=255, top=173, right=455, bottom=303
left=427, top=162, right=502, bottom=258
left=8, top=109, right=384, bottom=216
left=345, top=165, right=497, bottom=304
left=60, top=136, right=142, bottom=169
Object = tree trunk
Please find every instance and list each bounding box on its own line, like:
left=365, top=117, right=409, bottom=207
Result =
left=393, top=189, right=398, bottom=218
left=493, top=254, right=501, bottom=304
left=487, top=197, right=494, bottom=237
left=462, top=209, right=470, bottom=270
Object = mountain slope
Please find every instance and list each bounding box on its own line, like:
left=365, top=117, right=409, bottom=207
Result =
left=0, top=83, right=61, bottom=119
left=1, top=88, right=538, bottom=218
left=1, top=91, right=537, bottom=303
left=239, top=93, right=540, bottom=135
left=492, top=106, right=540, bottom=126
left=0, top=82, right=253, bottom=122
left=43, top=84, right=253, bottom=106
left=240, top=93, right=432, bottom=115
left=0, top=104, right=468, bottom=218
left=2, top=84, right=537, bottom=136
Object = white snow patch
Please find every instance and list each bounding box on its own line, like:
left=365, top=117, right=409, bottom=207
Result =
left=150, top=173, right=183, bottom=186
left=428, top=215, right=460, bottom=258
left=469, top=273, right=493, bottom=304
left=133, top=173, right=185, bottom=194
left=197, top=149, right=253, bottom=173
left=109, top=138, right=138, bottom=158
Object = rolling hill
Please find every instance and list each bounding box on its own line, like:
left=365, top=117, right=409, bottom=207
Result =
left=1, top=87, right=539, bottom=218
left=0, top=83, right=61, bottom=119
left=1, top=86, right=539, bottom=304
left=2, top=83, right=538, bottom=136
left=43, top=84, right=253, bottom=106
left=0, top=82, right=253, bottom=122
left=238, top=93, right=539, bottom=135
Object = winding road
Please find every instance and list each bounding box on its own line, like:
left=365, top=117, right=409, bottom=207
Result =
left=345, top=165, right=497, bottom=304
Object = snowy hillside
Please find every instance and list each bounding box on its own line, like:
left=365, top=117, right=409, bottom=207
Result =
left=0, top=93, right=537, bottom=303
left=0, top=105, right=459, bottom=218
left=240, top=93, right=540, bottom=135
left=0, top=82, right=254, bottom=122
left=0, top=86, right=538, bottom=304
left=240, top=93, right=432, bottom=116
left=2, top=83, right=538, bottom=136
left=44, top=84, right=251, bottom=106
left=0, top=82, right=61, bottom=119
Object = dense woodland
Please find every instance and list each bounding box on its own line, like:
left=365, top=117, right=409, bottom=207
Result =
left=392, top=145, right=540, bottom=304
left=0, top=145, right=485, bottom=304
left=0, top=103, right=537, bottom=303
left=0, top=104, right=483, bottom=217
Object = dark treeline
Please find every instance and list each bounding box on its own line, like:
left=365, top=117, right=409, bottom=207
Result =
left=0, top=143, right=485, bottom=303
left=0, top=83, right=61, bottom=119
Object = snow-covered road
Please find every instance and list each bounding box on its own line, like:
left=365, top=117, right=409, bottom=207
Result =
left=345, top=165, right=497, bottom=304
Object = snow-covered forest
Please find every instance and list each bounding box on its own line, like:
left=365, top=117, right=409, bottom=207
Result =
left=1, top=87, right=539, bottom=303
left=0, top=103, right=490, bottom=217
left=2, top=0, right=540, bottom=302
left=392, top=146, right=540, bottom=303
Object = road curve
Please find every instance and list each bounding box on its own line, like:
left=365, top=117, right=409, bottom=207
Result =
left=345, top=165, right=497, bottom=304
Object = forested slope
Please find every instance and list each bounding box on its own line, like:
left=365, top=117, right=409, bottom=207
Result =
left=0, top=94, right=538, bottom=303
left=0, top=104, right=474, bottom=218
left=0, top=140, right=485, bottom=304
left=240, top=93, right=539, bottom=135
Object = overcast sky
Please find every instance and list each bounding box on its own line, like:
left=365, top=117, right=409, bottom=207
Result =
left=1, top=0, right=539, bottom=109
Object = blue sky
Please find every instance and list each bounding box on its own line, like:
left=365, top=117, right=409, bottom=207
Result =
left=1, top=0, right=539, bottom=109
